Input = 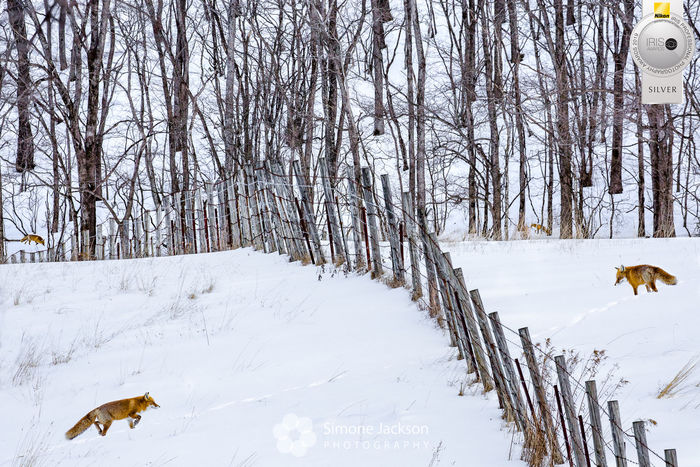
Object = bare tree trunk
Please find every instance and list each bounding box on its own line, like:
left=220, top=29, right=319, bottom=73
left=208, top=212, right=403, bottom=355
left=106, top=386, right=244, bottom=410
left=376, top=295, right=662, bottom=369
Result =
left=635, top=67, right=645, bottom=237
left=7, top=0, right=35, bottom=173
left=481, top=3, right=502, bottom=239
left=370, top=0, right=386, bottom=135
left=408, top=0, right=438, bottom=311
left=609, top=0, right=634, bottom=194
left=463, top=0, right=480, bottom=234
left=506, top=0, right=527, bottom=233
left=646, top=104, right=675, bottom=237
left=0, top=162, right=5, bottom=260
left=554, top=0, right=573, bottom=238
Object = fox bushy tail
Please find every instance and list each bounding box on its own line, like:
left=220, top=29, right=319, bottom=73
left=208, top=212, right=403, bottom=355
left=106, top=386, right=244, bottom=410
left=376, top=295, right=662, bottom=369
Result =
left=658, top=269, right=678, bottom=285
left=66, top=410, right=96, bottom=440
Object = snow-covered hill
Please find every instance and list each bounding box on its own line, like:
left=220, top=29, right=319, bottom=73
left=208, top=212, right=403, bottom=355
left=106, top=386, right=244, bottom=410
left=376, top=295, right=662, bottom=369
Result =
left=450, top=237, right=700, bottom=465
left=1, top=238, right=698, bottom=466
left=0, top=248, right=522, bottom=466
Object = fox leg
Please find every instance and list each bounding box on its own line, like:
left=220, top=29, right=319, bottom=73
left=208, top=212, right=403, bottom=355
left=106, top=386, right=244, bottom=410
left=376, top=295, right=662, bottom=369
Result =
left=645, top=284, right=651, bottom=292
left=128, top=414, right=141, bottom=428
left=100, top=420, right=113, bottom=436
left=632, top=285, right=638, bottom=295
left=651, top=281, right=658, bottom=292
left=93, top=421, right=104, bottom=435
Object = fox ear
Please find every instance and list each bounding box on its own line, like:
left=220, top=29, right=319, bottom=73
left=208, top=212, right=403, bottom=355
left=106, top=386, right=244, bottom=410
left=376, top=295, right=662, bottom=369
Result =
left=620, top=265, right=625, bottom=271
left=144, top=392, right=150, bottom=400
left=615, top=267, right=619, bottom=271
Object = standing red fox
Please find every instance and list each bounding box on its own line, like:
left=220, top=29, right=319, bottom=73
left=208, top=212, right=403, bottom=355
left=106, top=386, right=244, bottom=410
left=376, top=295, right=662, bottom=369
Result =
left=65, top=393, right=160, bottom=439
left=614, top=265, right=677, bottom=295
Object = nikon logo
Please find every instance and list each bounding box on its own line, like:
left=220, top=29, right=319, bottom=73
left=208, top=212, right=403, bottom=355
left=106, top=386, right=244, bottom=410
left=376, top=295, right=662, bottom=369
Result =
left=654, top=2, right=670, bottom=17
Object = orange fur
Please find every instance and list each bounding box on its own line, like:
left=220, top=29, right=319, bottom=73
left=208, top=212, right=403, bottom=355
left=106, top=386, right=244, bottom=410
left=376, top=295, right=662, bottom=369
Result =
left=614, top=264, right=677, bottom=296
left=65, top=393, right=160, bottom=440
left=20, top=234, right=45, bottom=246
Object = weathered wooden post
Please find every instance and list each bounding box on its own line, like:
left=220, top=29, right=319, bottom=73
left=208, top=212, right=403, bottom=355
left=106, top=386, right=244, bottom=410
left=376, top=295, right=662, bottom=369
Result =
left=258, top=165, right=285, bottom=255
left=244, top=164, right=265, bottom=250
left=216, top=181, right=227, bottom=249
left=319, top=158, right=345, bottom=265
left=608, top=401, right=627, bottom=467
left=664, top=449, right=678, bottom=467
left=360, top=167, right=382, bottom=277
left=632, top=421, right=651, bottom=467
left=555, top=355, right=586, bottom=467
left=345, top=166, right=365, bottom=270
left=453, top=268, right=493, bottom=389
left=270, top=161, right=307, bottom=260
left=380, top=174, right=404, bottom=284
left=226, top=178, right=240, bottom=248
left=29, top=251, right=36, bottom=263
left=263, top=161, right=295, bottom=257
left=401, top=192, right=422, bottom=299
left=96, top=225, right=104, bottom=260
left=470, top=289, right=515, bottom=418
left=108, top=218, right=116, bottom=259
left=585, top=380, right=608, bottom=467
left=489, top=311, right=530, bottom=434
left=155, top=202, right=163, bottom=257
left=205, top=182, right=217, bottom=251
left=292, top=160, right=324, bottom=263
left=519, top=327, right=564, bottom=463
left=196, top=189, right=207, bottom=253
left=20, top=249, right=26, bottom=263
left=133, top=212, right=143, bottom=257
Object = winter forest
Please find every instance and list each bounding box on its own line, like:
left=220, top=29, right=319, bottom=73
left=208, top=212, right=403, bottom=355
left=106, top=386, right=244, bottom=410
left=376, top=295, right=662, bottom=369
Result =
left=1, top=0, right=700, bottom=260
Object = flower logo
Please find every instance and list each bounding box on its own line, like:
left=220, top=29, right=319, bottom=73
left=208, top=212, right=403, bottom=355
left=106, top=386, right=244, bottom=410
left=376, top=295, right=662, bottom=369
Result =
left=273, top=413, right=317, bottom=457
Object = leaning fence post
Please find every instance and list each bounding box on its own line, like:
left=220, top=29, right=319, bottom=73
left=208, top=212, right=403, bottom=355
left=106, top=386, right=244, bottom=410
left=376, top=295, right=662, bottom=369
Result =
left=470, top=289, right=514, bottom=418
left=401, top=192, right=422, bottom=299
left=264, top=161, right=297, bottom=258
left=380, top=174, right=404, bottom=285
left=608, top=400, right=627, bottom=467
left=244, top=164, right=265, bottom=251
left=489, top=311, right=530, bottom=435
left=271, top=161, right=307, bottom=261
left=345, top=166, right=365, bottom=270
left=585, top=380, right=608, bottom=467
left=360, top=167, right=382, bottom=277
left=155, top=202, right=163, bottom=257
left=292, top=160, right=325, bottom=264
left=519, top=327, right=564, bottom=463
left=226, top=178, right=240, bottom=248
left=96, top=225, right=104, bottom=260
left=554, top=355, right=587, bottom=467
left=453, top=268, right=493, bottom=390
left=258, top=165, right=286, bottom=255
left=664, top=449, right=678, bottom=467
left=632, top=421, right=651, bottom=467
left=205, top=182, right=217, bottom=251
left=109, top=218, right=116, bottom=259
left=319, top=157, right=345, bottom=265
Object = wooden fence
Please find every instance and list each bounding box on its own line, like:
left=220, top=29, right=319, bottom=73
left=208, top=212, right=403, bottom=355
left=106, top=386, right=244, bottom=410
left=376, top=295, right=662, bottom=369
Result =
left=0, top=159, right=679, bottom=466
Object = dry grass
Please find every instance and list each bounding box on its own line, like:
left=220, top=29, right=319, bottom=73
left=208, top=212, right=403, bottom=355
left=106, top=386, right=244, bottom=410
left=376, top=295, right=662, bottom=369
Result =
left=657, top=357, right=698, bottom=399
left=13, top=337, right=41, bottom=386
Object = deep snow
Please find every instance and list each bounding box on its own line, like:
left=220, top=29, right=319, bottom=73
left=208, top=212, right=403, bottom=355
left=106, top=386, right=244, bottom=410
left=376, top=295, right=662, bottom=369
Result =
left=1, top=238, right=698, bottom=466
left=0, top=248, right=522, bottom=466
left=449, top=237, right=700, bottom=466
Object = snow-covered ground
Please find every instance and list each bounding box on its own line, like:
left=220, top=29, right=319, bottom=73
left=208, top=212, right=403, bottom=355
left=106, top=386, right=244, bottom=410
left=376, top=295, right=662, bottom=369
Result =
left=449, top=237, right=700, bottom=465
left=0, top=248, right=522, bottom=466
left=1, top=238, right=697, bottom=466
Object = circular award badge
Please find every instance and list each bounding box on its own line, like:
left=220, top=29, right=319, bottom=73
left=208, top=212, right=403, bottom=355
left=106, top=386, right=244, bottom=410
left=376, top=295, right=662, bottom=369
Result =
left=631, top=13, right=695, bottom=77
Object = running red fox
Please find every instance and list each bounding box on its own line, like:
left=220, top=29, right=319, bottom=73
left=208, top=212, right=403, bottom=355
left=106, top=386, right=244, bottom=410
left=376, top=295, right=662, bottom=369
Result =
left=65, top=393, right=160, bottom=439
left=614, top=265, right=677, bottom=295
left=20, top=234, right=45, bottom=246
